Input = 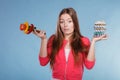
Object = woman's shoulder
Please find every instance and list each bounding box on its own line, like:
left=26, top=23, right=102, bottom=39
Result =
left=47, top=34, right=55, bottom=43
left=81, top=36, right=90, bottom=45
left=81, top=36, right=89, bottom=41
left=47, top=34, right=55, bottom=46
left=49, top=34, right=55, bottom=40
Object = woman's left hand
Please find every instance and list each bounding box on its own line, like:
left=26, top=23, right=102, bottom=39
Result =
left=92, top=34, right=108, bottom=42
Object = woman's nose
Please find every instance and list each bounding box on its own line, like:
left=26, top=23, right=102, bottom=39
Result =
left=64, top=21, right=68, bottom=27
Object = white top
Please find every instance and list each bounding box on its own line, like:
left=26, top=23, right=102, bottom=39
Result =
left=65, top=48, right=70, bottom=62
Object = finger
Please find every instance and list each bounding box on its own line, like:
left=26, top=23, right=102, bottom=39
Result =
left=32, top=29, right=39, bottom=35
left=42, top=31, right=46, bottom=35
left=40, top=30, right=46, bottom=35
left=101, top=34, right=108, bottom=38
left=99, top=34, right=108, bottom=40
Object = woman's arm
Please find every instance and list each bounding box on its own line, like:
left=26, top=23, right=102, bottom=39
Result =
left=87, top=34, right=107, bottom=61
left=33, top=30, right=51, bottom=66
left=33, top=30, right=48, bottom=57
left=39, top=38, right=48, bottom=57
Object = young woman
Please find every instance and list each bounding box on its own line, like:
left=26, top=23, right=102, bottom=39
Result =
left=33, top=7, right=107, bottom=80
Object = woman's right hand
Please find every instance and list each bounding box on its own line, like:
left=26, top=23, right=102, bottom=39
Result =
left=33, top=29, right=47, bottom=40
left=92, top=34, right=108, bottom=42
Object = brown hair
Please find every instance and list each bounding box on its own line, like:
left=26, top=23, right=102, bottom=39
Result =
left=49, top=8, right=88, bottom=68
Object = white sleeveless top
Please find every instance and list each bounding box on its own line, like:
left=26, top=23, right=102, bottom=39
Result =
left=65, top=48, right=70, bottom=62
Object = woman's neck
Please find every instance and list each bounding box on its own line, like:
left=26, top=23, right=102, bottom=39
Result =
left=64, top=34, right=72, bottom=40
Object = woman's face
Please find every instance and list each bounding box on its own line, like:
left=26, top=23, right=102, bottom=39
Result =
left=59, top=13, right=74, bottom=38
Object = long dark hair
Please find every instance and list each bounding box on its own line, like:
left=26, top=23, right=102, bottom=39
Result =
left=49, top=8, right=88, bottom=68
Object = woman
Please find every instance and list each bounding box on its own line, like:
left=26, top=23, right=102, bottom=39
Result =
left=33, top=7, right=107, bottom=80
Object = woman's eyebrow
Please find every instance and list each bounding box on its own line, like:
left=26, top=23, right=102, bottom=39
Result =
left=60, top=18, right=72, bottom=20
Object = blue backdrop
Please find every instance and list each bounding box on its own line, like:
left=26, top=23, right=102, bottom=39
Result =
left=0, top=0, right=120, bottom=80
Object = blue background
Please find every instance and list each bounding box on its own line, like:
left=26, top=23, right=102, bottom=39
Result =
left=0, top=0, right=120, bottom=80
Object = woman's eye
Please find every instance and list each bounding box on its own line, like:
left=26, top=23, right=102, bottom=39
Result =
left=68, top=20, right=72, bottom=23
left=60, top=21, right=64, bottom=24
